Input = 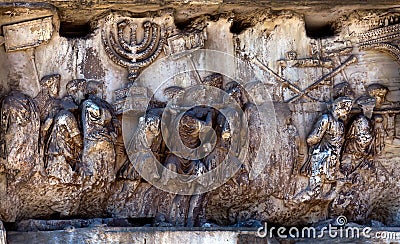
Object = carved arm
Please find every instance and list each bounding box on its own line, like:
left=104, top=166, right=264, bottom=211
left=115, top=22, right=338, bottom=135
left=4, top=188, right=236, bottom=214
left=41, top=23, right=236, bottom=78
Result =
left=307, top=114, right=329, bottom=146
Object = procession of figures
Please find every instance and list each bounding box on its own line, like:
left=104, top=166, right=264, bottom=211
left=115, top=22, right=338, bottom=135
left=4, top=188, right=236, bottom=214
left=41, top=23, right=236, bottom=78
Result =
left=0, top=7, right=400, bottom=228
left=297, top=82, right=397, bottom=202
left=0, top=75, right=120, bottom=186
left=0, top=66, right=397, bottom=226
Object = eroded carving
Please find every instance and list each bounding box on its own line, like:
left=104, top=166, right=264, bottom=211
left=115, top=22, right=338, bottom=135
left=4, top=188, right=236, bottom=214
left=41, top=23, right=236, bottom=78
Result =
left=45, top=109, right=83, bottom=184
left=1, top=8, right=400, bottom=232
left=118, top=111, right=162, bottom=181
left=249, top=50, right=357, bottom=103
left=1, top=91, right=40, bottom=183
left=358, top=23, right=400, bottom=62
left=298, top=97, right=353, bottom=200
left=1, top=17, right=53, bottom=52
left=36, top=75, right=83, bottom=184
left=82, top=94, right=119, bottom=183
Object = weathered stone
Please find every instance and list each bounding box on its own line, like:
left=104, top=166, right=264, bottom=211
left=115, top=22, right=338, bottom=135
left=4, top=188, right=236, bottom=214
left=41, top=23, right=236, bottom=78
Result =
left=0, top=1, right=400, bottom=242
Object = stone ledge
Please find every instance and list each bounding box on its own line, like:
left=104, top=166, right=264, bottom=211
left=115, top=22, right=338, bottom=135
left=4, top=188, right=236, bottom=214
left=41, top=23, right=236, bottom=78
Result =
left=7, top=226, right=400, bottom=244
left=7, top=227, right=260, bottom=244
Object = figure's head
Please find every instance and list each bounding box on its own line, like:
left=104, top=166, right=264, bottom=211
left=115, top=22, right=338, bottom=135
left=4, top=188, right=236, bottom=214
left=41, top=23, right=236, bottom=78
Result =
left=356, top=95, right=376, bottom=119
left=163, top=86, right=184, bottom=101
left=286, top=50, right=297, bottom=60
left=202, top=73, right=223, bottom=89
left=226, top=82, right=243, bottom=107
left=86, top=101, right=101, bottom=120
left=244, top=80, right=266, bottom=104
left=228, top=86, right=241, bottom=100
left=144, top=113, right=161, bottom=137
left=66, top=79, right=87, bottom=104
left=40, top=74, right=61, bottom=98
left=331, top=96, right=353, bottom=120
left=180, top=114, right=202, bottom=136
left=367, top=84, right=389, bottom=108
left=332, top=82, right=354, bottom=100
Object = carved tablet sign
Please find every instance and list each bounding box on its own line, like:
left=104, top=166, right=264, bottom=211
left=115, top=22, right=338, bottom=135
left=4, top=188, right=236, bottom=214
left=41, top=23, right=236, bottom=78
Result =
left=2, top=16, right=53, bottom=52
left=164, top=29, right=207, bottom=57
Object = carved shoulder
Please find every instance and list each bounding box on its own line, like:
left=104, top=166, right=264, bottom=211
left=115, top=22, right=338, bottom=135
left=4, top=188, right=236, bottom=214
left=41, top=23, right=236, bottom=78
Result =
left=306, top=113, right=330, bottom=145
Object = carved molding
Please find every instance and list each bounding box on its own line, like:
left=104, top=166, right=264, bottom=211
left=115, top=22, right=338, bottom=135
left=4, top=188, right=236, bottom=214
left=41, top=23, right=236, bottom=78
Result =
left=358, top=23, right=400, bottom=63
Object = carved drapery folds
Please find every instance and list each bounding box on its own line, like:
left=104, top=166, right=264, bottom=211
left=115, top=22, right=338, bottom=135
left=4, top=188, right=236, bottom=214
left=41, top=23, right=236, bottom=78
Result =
left=0, top=91, right=40, bottom=184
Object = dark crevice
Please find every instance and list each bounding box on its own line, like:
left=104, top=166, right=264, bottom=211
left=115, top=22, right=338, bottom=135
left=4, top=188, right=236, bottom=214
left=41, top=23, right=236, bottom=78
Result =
left=174, top=15, right=219, bottom=32
left=3, top=222, right=17, bottom=231
left=230, top=20, right=253, bottom=35
left=49, top=212, right=61, bottom=220
left=127, top=217, right=154, bottom=227
left=175, top=18, right=193, bottom=31
left=60, top=21, right=92, bottom=38
left=305, top=22, right=335, bottom=38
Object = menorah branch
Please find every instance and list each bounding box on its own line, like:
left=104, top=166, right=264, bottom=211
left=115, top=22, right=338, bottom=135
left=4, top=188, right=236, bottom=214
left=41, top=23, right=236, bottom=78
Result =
left=102, top=20, right=167, bottom=82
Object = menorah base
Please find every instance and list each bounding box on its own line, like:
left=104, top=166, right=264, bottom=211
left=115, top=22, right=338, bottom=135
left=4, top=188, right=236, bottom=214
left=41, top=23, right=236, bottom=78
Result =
left=127, top=67, right=140, bottom=82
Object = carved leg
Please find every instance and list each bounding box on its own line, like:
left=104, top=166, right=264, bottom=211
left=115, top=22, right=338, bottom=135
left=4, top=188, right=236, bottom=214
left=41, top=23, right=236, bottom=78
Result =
left=169, top=194, right=189, bottom=227
left=0, top=173, right=6, bottom=199
left=290, top=174, right=321, bottom=203
left=162, top=161, right=178, bottom=186
left=310, top=175, right=322, bottom=196
left=46, top=155, right=75, bottom=184
left=187, top=193, right=205, bottom=227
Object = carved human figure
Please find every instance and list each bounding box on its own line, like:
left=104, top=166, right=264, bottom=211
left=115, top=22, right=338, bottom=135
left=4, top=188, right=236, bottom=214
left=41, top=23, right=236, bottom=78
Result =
left=203, top=110, right=241, bottom=186
left=367, top=84, right=391, bottom=154
left=35, top=74, right=61, bottom=122
left=66, top=79, right=120, bottom=184
left=280, top=116, right=300, bottom=198
left=225, top=82, right=246, bottom=153
left=34, top=75, right=84, bottom=183
left=82, top=96, right=119, bottom=183
left=226, top=82, right=262, bottom=186
left=45, top=109, right=83, bottom=184
left=118, top=111, right=162, bottom=181
left=344, top=96, right=376, bottom=166
left=164, top=114, right=208, bottom=178
left=299, top=96, right=353, bottom=199
left=163, top=113, right=208, bottom=227
left=34, top=74, right=63, bottom=163
left=0, top=91, right=40, bottom=183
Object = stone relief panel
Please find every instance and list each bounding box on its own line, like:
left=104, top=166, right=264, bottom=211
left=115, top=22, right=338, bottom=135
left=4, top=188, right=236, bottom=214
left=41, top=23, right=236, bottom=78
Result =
left=0, top=5, right=398, bottom=230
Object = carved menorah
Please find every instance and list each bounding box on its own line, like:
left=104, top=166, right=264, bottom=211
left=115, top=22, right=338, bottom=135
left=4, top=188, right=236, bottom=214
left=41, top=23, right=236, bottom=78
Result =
left=102, top=20, right=166, bottom=82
